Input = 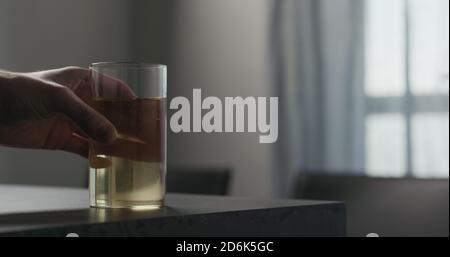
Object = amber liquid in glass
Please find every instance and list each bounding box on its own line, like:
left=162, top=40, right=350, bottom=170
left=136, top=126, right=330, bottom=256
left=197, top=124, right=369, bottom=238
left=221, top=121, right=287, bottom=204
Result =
left=88, top=98, right=166, bottom=209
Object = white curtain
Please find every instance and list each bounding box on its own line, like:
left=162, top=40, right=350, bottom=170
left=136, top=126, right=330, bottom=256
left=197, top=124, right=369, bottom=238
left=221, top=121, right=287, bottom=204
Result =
left=270, top=0, right=366, bottom=196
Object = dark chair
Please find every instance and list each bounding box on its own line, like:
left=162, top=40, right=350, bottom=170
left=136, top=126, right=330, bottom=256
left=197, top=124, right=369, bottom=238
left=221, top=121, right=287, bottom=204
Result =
left=294, top=172, right=449, bottom=237
left=167, top=167, right=231, bottom=195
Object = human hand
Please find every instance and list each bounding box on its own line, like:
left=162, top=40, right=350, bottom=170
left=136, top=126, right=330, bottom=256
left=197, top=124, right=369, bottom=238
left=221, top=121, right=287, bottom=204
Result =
left=0, top=66, right=135, bottom=157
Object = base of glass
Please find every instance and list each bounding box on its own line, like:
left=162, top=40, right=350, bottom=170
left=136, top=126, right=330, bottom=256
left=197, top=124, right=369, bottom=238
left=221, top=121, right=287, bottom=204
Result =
left=90, top=199, right=164, bottom=210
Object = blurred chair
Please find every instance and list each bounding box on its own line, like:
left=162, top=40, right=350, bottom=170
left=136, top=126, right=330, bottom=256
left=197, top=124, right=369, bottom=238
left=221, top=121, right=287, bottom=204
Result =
left=294, top=172, right=449, bottom=237
left=167, top=167, right=231, bottom=195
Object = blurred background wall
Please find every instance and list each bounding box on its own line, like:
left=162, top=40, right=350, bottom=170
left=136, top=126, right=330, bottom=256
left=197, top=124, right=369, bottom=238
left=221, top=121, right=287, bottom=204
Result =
left=167, top=0, right=275, bottom=197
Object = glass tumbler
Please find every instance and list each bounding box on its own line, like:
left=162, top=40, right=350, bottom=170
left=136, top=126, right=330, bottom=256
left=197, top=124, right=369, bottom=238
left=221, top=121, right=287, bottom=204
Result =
left=88, top=62, right=166, bottom=209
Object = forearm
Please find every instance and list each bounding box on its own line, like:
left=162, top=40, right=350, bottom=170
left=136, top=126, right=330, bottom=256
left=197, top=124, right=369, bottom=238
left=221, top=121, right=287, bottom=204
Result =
left=0, top=70, right=16, bottom=123
left=0, top=71, right=23, bottom=124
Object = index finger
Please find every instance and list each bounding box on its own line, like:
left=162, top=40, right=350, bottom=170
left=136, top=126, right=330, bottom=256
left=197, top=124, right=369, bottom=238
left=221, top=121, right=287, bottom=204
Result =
left=89, top=69, right=137, bottom=99
left=69, top=67, right=137, bottom=102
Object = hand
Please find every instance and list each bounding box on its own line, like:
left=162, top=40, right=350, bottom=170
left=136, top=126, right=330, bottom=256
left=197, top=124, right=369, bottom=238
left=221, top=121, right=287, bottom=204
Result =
left=0, top=66, right=134, bottom=157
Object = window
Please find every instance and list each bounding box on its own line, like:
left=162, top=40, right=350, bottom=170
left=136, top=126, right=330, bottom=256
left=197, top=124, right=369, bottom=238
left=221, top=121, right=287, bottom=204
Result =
left=364, top=0, right=449, bottom=178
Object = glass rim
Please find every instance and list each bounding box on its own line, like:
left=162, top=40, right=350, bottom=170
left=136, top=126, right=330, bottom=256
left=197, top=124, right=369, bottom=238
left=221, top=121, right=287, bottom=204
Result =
left=90, top=62, right=167, bottom=70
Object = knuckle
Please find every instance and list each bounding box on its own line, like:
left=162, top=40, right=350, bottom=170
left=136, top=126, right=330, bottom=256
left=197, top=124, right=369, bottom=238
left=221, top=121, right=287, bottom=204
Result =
left=64, top=66, right=87, bottom=76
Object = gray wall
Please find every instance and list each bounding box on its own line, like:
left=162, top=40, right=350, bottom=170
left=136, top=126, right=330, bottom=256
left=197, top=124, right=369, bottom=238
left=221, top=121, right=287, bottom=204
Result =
left=167, top=0, right=275, bottom=197
left=0, top=0, right=276, bottom=197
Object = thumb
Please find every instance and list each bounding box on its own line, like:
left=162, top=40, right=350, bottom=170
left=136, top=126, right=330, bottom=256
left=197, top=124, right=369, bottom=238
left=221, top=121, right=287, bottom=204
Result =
left=50, top=85, right=117, bottom=144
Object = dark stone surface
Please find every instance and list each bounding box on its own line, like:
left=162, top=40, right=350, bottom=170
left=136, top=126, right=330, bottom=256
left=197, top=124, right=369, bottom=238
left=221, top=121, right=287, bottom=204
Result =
left=0, top=185, right=345, bottom=236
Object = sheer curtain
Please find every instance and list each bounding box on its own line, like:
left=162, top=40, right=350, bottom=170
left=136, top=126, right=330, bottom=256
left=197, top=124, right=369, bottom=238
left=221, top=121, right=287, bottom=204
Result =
left=271, top=0, right=449, bottom=196
left=364, top=0, right=449, bottom=178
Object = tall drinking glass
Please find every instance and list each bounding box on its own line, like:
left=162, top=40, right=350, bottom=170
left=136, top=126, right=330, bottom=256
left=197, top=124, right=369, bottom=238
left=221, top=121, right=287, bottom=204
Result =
left=88, top=62, right=166, bottom=209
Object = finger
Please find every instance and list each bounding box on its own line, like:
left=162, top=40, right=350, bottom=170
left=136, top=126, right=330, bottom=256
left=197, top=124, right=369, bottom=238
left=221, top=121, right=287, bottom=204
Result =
left=69, top=67, right=137, bottom=100
left=50, top=86, right=117, bottom=144
left=90, top=70, right=137, bottom=99
left=74, top=127, right=88, bottom=138
left=90, top=136, right=161, bottom=163
left=64, top=132, right=113, bottom=167
left=61, top=133, right=89, bottom=158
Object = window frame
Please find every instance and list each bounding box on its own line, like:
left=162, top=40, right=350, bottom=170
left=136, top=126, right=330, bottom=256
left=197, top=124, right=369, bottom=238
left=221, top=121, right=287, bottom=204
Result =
left=363, top=0, right=449, bottom=177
